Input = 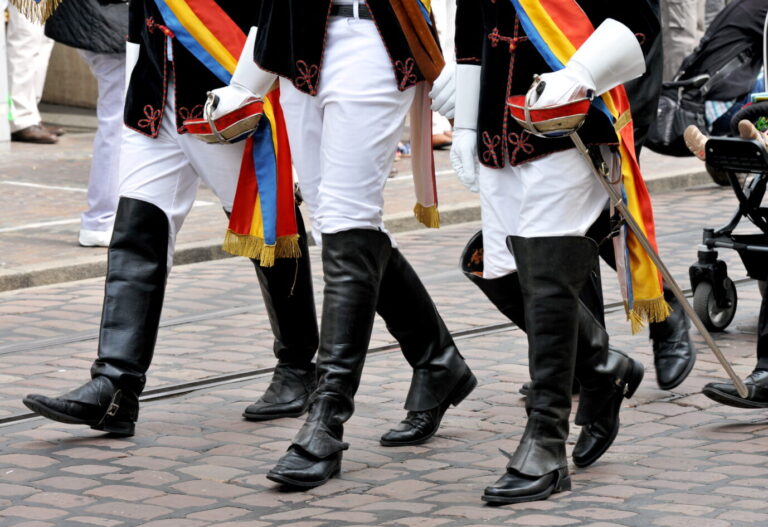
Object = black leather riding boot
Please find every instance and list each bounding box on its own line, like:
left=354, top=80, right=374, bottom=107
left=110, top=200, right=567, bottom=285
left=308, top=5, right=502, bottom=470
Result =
left=378, top=249, right=477, bottom=447
left=267, top=229, right=391, bottom=488
left=483, top=235, right=597, bottom=505
left=243, top=208, right=319, bottom=421
left=23, top=198, right=169, bottom=436
left=588, top=206, right=695, bottom=390
left=648, top=285, right=696, bottom=390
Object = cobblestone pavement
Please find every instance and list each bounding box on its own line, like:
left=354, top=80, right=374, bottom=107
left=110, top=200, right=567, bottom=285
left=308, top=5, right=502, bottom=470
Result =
left=2, top=182, right=768, bottom=526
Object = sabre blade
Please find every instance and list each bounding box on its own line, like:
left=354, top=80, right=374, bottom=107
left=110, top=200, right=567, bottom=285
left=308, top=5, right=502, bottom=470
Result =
left=570, top=132, right=749, bottom=398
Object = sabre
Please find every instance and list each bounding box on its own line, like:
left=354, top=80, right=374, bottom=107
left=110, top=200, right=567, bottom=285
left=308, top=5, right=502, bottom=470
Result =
left=569, top=131, right=748, bottom=398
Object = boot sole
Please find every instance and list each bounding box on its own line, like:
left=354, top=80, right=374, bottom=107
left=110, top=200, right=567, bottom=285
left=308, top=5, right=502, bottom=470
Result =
left=379, top=370, right=478, bottom=447
left=702, top=385, right=768, bottom=408
left=22, top=397, right=135, bottom=437
left=482, top=473, right=572, bottom=505
left=265, top=466, right=341, bottom=489
left=656, top=348, right=697, bottom=391
left=242, top=406, right=309, bottom=421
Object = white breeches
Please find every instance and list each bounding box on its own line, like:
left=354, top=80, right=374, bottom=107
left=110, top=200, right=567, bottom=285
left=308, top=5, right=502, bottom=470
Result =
left=278, top=17, right=415, bottom=247
left=118, top=84, right=245, bottom=269
left=480, top=148, right=608, bottom=279
left=79, top=50, right=126, bottom=233
left=6, top=5, right=54, bottom=131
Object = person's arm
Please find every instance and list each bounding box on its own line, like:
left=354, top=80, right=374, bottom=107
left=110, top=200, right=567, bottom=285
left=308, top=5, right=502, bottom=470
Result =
left=449, top=0, right=483, bottom=192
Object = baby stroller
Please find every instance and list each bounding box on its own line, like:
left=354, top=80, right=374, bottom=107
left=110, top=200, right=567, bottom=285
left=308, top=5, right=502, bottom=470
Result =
left=689, top=133, right=768, bottom=331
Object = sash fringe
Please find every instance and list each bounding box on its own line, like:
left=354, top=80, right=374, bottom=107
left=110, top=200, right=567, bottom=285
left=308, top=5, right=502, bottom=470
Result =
left=9, top=0, right=62, bottom=22
left=627, top=297, right=672, bottom=334
left=413, top=203, right=440, bottom=228
left=222, top=231, right=301, bottom=267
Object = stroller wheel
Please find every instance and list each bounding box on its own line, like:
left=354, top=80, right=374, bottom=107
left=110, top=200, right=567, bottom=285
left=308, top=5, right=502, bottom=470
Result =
left=693, top=280, right=737, bottom=332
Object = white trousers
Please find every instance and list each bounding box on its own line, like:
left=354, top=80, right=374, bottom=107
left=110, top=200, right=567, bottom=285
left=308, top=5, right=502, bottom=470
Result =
left=79, top=50, right=126, bottom=232
left=118, top=84, right=245, bottom=269
left=6, top=5, right=54, bottom=131
left=432, top=0, right=456, bottom=134
left=279, top=17, right=415, bottom=246
left=480, top=148, right=608, bottom=279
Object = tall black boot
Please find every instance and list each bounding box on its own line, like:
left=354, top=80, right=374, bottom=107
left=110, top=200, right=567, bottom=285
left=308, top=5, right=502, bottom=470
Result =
left=267, top=229, right=391, bottom=488
left=378, top=250, right=477, bottom=446
left=482, top=235, right=597, bottom=505
left=243, top=207, right=319, bottom=421
left=23, top=198, right=169, bottom=436
left=588, top=206, right=696, bottom=390
left=648, top=285, right=696, bottom=390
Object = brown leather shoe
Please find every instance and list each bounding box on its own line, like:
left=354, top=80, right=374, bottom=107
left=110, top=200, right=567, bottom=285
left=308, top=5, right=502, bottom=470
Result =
left=11, top=124, right=59, bottom=144
left=43, top=124, right=66, bottom=136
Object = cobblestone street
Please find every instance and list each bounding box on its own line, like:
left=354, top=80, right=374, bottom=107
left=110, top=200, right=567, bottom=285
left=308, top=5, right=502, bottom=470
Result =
left=1, top=161, right=768, bottom=526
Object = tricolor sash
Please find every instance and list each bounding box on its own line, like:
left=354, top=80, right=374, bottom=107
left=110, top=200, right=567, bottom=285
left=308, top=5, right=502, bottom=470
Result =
left=509, top=0, right=670, bottom=331
left=154, top=0, right=299, bottom=265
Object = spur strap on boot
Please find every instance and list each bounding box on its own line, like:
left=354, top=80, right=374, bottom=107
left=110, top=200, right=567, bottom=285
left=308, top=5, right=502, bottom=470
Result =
left=23, top=377, right=137, bottom=437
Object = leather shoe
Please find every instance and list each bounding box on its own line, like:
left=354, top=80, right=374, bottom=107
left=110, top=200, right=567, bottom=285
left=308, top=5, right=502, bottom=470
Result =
left=702, top=370, right=768, bottom=408
left=379, top=369, right=477, bottom=446
left=243, top=363, right=315, bottom=421
left=11, top=124, right=58, bottom=144
left=649, top=292, right=696, bottom=390
left=23, top=376, right=137, bottom=436
left=572, top=356, right=644, bottom=468
left=266, top=445, right=341, bottom=488
left=482, top=467, right=571, bottom=505
left=43, top=123, right=66, bottom=136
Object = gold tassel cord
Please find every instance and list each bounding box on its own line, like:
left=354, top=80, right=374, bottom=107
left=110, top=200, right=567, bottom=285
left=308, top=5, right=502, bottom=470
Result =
left=222, top=231, right=301, bottom=266
left=413, top=203, right=440, bottom=229
left=9, top=0, right=63, bottom=23
left=627, top=297, right=671, bottom=334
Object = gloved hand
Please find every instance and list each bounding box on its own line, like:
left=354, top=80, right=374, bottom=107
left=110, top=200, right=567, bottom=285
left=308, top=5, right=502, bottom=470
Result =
left=530, top=62, right=595, bottom=108
left=450, top=128, right=479, bottom=192
left=205, top=26, right=276, bottom=128
left=429, top=63, right=455, bottom=119
left=450, top=64, right=482, bottom=192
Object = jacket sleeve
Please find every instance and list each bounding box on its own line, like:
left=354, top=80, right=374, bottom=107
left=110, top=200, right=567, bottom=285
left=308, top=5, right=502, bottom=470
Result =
left=455, top=0, right=483, bottom=65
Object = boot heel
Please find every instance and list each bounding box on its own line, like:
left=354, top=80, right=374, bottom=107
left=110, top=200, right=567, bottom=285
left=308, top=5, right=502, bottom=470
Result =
left=555, top=473, right=572, bottom=492
left=451, top=371, right=478, bottom=407
left=94, top=419, right=135, bottom=437
left=623, top=358, right=645, bottom=400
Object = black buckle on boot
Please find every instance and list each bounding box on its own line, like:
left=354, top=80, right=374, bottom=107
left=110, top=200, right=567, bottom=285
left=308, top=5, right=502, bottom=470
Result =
left=102, top=390, right=122, bottom=420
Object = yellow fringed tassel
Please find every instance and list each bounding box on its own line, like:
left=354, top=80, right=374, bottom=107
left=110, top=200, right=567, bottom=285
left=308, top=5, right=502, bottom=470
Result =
left=222, top=231, right=301, bottom=266
left=413, top=203, right=440, bottom=228
left=9, top=0, right=63, bottom=23
left=626, top=297, right=672, bottom=334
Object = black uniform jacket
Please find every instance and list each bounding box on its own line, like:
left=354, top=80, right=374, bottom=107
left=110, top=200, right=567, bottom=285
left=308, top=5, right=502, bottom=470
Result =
left=124, top=0, right=260, bottom=137
left=455, top=0, right=659, bottom=169
left=252, top=0, right=425, bottom=96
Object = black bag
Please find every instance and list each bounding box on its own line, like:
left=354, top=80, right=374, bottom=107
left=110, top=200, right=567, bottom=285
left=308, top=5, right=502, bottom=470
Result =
left=646, top=50, right=753, bottom=157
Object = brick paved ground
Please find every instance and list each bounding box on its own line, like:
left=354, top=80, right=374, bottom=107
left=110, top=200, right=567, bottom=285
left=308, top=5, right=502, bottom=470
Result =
left=2, top=182, right=768, bottom=526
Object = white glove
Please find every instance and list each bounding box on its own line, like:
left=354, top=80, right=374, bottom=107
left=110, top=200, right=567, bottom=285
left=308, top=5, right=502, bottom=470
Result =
left=207, top=27, right=277, bottom=121
left=125, top=42, right=140, bottom=96
left=450, top=65, right=482, bottom=192
left=429, top=63, right=455, bottom=119
left=450, top=128, right=479, bottom=193
left=530, top=62, right=594, bottom=108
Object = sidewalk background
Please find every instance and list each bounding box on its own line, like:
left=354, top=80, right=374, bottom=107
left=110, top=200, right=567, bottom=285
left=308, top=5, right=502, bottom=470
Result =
left=0, top=106, right=712, bottom=292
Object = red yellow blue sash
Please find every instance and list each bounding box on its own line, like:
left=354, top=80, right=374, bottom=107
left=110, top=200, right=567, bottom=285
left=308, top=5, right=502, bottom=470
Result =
left=153, top=0, right=299, bottom=265
left=509, top=0, right=669, bottom=330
